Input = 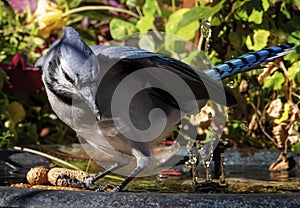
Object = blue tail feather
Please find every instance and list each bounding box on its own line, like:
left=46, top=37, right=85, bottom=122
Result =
left=204, top=43, right=295, bottom=80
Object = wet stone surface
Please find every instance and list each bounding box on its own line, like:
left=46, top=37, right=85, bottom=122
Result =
left=0, top=149, right=50, bottom=186
left=0, top=147, right=300, bottom=207
left=0, top=186, right=299, bottom=208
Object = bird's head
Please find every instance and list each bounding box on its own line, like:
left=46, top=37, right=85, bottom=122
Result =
left=35, top=27, right=100, bottom=117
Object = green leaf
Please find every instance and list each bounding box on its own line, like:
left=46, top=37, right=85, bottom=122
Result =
left=274, top=103, right=290, bottom=124
left=263, top=71, right=285, bottom=90
left=181, top=50, right=211, bottom=69
left=68, top=0, right=83, bottom=8
left=232, top=0, right=252, bottom=21
left=228, top=32, right=243, bottom=49
left=142, top=0, right=157, bottom=15
left=291, top=141, right=300, bottom=152
left=164, top=35, right=188, bottom=58
left=246, top=29, right=270, bottom=50
left=262, top=0, right=270, bottom=11
left=288, top=61, right=300, bottom=85
left=166, top=8, right=188, bottom=34
left=248, top=9, right=263, bottom=24
left=8, top=101, right=26, bottom=124
left=287, top=31, right=300, bottom=45
left=54, top=0, right=67, bottom=6
left=126, top=0, right=144, bottom=9
left=181, top=50, right=199, bottom=66
left=138, top=34, right=155, bottom=52
left=280, top=1, right=291, bottom=19
left=0, top=131, right=14, bottom=150
left=273, top=30, right=289, bottom=43
left=210, top=15, right=222, bottom=26
left=231, top=0, right=252, bottom=13
left=233, top=0, right=266, bottom=24
left=293, top=0, right=300, bottom=7
left=177, top=0, right=225, bottom=30
left=110, top=18, right=138, bottom=40
left=284, top=31, right=300, bottom=62
left=136, top=15, right=154, bottom=33
left=0, top=69, right=7, bottom=91
left=161, top=7, right=172, bottom=18
left=232, top=123, right=239, bottom=129
left=166, top=8, right=199, bottom=41
left=0, top=93, right=9, bottom=114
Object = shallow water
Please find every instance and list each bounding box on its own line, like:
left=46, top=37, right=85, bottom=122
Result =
left=1, top=147, right=300, bottom=193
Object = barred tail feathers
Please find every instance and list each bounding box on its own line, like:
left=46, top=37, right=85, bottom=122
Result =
left=204, top=43, right=295, bottom=80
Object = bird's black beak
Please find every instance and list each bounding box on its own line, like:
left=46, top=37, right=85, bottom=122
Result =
left=35, top=56, right=44, bottom=71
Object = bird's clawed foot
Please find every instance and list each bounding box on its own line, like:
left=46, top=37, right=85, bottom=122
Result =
left=55, top=173, right=86, bottom=188
left=55, top=174, right=112, bottom=192
left=110, top=186, right=122, bottom=192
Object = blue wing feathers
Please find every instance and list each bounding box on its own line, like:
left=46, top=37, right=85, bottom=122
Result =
left=204, top=43, right=294, bottom=80
left=91, top=42, right=294, bottom=81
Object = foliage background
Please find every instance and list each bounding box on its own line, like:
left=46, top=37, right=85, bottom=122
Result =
left=0, top=0, right=299, bottom=167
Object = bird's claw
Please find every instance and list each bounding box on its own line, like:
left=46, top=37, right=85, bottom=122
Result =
left=55, top=174, right=112, bottom=191
left=95, top=185, right=114, bottom=192
left=111, top=187, right=120, bottom=192
left=55, top=173, right=86, bottom=189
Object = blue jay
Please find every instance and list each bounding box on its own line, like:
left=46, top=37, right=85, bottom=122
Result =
left=35, top=27, right=294, bottom=192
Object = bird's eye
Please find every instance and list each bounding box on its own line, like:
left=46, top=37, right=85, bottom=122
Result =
left=63, top=70, right=74, bottom=84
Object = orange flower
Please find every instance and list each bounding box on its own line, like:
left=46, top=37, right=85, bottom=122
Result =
left=34, top=0, right=68, bottom=38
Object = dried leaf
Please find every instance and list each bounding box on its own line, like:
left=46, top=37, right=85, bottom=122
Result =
left=287, top=134, right=300, bottom=145
left=239, top=79, right=249, bottom=93
left=266, top=99, right=283, bottom=119
left=269, top=153, right=289, bottom=171
left=247, top=114, right=258, bottom=135
left=287, top=124, right=300, bottom=145
left=272, top=123, right=288, bottom=148
left=257, top=65, right=277, bottom=85
left=189, top=104, right=214, bottom=126
left=289, top=103, right=300, bottom=122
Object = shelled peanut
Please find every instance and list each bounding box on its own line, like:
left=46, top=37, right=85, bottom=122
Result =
left=26, top=166, right=90, bottom=186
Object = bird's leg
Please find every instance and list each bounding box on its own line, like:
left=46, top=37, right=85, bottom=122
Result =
left=111, top=165, right=141, bottom=192
left=111, top=155, right=151, bottom=192
left=82, top=163, right=119, bottom=190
